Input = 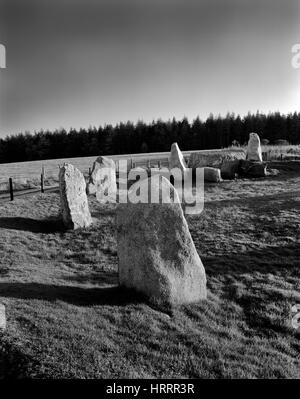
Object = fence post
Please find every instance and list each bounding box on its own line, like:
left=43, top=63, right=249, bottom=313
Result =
left=147, top=160, right=151, bottom=169
left=41, top=166, right=45, bottom=193
left=158, top=160, right=161, bottom=169
left=130, top=158, right=133, bottom=170
left=9, top=178, right=13, bottom=201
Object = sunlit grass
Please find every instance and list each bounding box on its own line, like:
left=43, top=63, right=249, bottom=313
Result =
left=0, top=162, right=300, bottom=378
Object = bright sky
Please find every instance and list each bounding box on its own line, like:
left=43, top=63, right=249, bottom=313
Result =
left=0, top=0, right=299, bottom=137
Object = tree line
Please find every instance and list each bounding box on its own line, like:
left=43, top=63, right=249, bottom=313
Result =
left=0, top=111, right=299, bottom=164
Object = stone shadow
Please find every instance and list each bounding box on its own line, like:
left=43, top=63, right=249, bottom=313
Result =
left=0, top=335, right=44, bottom=378
left=206, top=189, right=300, bottom=208
left=0, top=282, right=144, bottom=307
left=203, top=242, right=300, bottom=278
left=203, top=243, right=300, bottom=336
left=0, top=217, right=64, bottom=233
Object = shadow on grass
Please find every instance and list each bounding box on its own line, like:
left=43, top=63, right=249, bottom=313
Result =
left=0, top=334, right=44, bottom=378
left=203, top=242, right=300, bottom=278
left=206, top=189, right=300, bottom=208
left=0, top=266, right=9, bottom=277
left=91, top=209, right=116, bottom=219
left=203, top=243, right=300, bottom=336
left=0, top=282, right=144, bottom=307
left=0, top=217, right=64, bottom=233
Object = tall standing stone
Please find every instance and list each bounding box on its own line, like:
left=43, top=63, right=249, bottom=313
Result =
left=86, top=156, right=117, bottom=203
left=246, top=132, right=263, bottom=162
left=59, top=163, right=92, bottom=229
left=169, top=143, right=187, bottom=172
left=116, top=176, right=207, bottom=306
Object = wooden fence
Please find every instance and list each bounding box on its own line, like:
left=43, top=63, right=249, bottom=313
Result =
left=1, top=151, right=297, bottom=202
left=0, top=166, right=58, bottom=202
left=0, top=157, right=171, bottom=202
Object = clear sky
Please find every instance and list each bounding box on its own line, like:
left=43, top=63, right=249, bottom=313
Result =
left=0, top=0, right=299, bottom=137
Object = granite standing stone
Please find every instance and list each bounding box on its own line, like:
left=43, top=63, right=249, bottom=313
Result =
left=169, top=143, right=187, bottom=172
left=246, top=132, right=263, bottom=162
left=116, top=176, right=207, bottom=306
left=59, top=163, right=92, bottom=229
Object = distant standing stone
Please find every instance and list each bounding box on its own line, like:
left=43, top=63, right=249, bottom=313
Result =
left=0, top=303, right=6, bottom=331
left=246, top=132, right=263, bottom=162
left=116, top=176, right=207, bottom=306
left=169, top=143, right=187, bottom=172
left=86, top=156, right=117, bottom=203
left=59, top=163, right=92, bottom=229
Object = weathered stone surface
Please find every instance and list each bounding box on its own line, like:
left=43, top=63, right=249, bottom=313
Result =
left=246, top=133, right=263, bottom=162
left=0, top=303, right=6, bottom=331
left=116, top=176, right=207, bottom=306
left=86, top=156, right=117, bottom=203
left=59, top=163, right=92, bottom=229
left=203, top=167, right=222, bottom=182
left=240, top=160, right=267, bottom=177
left=169, top=143, right=187, bottom=171
left=188, top=149, right=245, bottom=179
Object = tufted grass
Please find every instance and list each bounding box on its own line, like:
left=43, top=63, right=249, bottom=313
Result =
left=0, top=161, right=299, bottom=378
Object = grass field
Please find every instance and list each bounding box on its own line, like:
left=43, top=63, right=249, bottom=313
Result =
left=0, top=148, right=241, bottom=189
left=1, top=145, right=300, bottom=193
left=0, top=162, right=300, bottom=378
